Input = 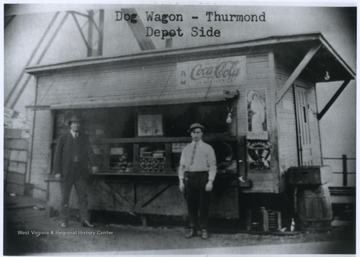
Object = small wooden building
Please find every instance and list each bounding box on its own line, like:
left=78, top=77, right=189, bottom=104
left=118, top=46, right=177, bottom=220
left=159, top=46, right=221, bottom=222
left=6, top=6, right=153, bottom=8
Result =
left=26, top=33, right=355, bottom=225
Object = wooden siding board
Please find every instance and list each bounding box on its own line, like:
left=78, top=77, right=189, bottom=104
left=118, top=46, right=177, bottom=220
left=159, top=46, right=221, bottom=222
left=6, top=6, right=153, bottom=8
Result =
left=241, top=51, right=282, bottom=193
left=276, top=59, right=322, bottom=171
left=9, top=150, right=28, bottom=163
left=7, top=161, right=27, bottom=174
left=6, top=183, right=25, bottom=195
left=4, top=139, right=29, bottom=151
left=4, top=129, right=29, bottom=139
left=30, top=110, right=53, bottom=190
left=242, top=172, right=277, bottom=193
left=38, top=63, right=240, bottom=108
left=6, top=172, right=26, bottom=185
left=36, top=50, right=287, bottom=197
left=276, top=64, right=299, bottom=172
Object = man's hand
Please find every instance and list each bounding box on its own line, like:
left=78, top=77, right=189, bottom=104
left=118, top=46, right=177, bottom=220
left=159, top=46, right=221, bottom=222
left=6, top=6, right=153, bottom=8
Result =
left=55, top=173, right=61, bottom=179
left=205, top=180, right=213, bottom=192
left=91, top=166, right=99, bottom=174
left=179, top=179, right=185, bottom=193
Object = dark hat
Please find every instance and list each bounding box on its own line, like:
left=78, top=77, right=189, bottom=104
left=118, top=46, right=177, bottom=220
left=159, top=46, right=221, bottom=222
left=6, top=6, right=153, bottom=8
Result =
left=67, top=115, right=81, bottom=126
left=188, top=123, right=205, bottom=133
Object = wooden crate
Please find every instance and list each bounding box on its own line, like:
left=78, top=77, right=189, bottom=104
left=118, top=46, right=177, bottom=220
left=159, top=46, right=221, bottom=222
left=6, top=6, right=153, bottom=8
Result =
left=246, top=207, right=282, bottom=232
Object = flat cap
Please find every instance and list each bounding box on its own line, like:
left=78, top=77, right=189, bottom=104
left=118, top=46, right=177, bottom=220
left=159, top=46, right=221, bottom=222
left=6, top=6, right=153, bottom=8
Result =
left=188, top=123, right=205, bottom=133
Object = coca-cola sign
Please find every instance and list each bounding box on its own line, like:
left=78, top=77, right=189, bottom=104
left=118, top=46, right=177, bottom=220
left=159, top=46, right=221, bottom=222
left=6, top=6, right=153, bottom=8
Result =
left=177, top=56, right=246, bottom=87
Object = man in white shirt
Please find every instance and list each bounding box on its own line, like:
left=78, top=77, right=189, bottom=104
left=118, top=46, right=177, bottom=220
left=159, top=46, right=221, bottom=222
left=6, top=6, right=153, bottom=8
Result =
left=179, top=123, right=217, bottom=239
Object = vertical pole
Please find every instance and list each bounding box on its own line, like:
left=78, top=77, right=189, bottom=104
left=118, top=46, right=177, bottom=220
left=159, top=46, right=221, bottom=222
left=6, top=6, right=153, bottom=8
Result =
left=97, top=9, right=104, bottom=56
left=342, top=155, right=348, bottom=186
left=87, top=10, right=94, bottom=57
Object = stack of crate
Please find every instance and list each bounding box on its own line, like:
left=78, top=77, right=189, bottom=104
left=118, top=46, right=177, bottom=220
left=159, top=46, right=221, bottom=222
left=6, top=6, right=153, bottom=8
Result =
left=4, top=128, right=30, bottom=195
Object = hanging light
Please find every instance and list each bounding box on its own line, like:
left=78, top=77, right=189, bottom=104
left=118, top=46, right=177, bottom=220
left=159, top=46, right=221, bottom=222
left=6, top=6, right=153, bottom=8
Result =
left=324, top=70, right=330, bottom=81
left=226, top=112, right=232, bottom=124
left=226, top=107, right=233, bottom=124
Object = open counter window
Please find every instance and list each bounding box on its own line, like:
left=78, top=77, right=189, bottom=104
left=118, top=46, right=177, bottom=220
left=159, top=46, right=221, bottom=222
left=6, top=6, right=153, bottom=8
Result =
left=52, top=100, right=238, bottom=176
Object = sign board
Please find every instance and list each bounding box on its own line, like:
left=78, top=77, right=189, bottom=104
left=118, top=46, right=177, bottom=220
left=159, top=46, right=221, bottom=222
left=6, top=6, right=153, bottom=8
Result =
left=176, top=56, right=246, bottom=87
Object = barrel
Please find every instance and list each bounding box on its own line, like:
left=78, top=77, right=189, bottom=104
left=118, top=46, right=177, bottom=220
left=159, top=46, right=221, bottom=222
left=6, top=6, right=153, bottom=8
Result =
left=296, top=184, right=332, bottom=231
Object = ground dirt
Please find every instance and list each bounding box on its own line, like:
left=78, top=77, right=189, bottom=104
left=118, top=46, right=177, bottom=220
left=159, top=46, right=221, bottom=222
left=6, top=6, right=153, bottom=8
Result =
left=3, top=195, right=356, bottom=255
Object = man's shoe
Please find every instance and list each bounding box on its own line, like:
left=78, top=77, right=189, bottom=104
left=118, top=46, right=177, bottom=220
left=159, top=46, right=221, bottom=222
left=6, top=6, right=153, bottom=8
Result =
left=82, top=220, right=94, bottom=228
left=60, top=221, right=68, bottom=228
left=201, top=229, right=209, bottom=239
left=185, top=228, right=196, bottom=238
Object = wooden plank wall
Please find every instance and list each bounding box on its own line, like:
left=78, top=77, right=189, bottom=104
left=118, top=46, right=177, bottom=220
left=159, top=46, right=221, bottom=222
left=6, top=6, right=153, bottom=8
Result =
left=37, top=63, right=238, bottom=108
left=307, top=85, right=322, bottom=165
left=4, top=128, right=29, bottom=195
left=275, top=62, right=322, bottom=191
left=241, top=50, right=280, bottom=193
left=34, top=49, right=285, bottom=206
left=275, top=63, right=299, bottom=192
left=46, top=179, right=239, bottom=218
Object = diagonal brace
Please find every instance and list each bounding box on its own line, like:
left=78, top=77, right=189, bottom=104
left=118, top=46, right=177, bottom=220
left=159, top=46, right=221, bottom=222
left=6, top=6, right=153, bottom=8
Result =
left=69, top=11, right=91, bottom=50
left=317, top=79, right=351, bottom=120
left=276, top=42, right=322, bottom=105
left=141, top=184, right=172, bottom=208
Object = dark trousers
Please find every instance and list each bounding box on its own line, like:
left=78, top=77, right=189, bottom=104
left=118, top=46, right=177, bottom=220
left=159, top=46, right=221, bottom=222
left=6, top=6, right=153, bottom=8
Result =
left=60, top=165, right=89, bottom=223
left=184, top=172, right=211, bottom=230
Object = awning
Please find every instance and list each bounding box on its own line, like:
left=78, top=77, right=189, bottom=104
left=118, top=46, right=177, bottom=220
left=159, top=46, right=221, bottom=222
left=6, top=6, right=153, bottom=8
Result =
left=48, top=89, right=239, bottom=110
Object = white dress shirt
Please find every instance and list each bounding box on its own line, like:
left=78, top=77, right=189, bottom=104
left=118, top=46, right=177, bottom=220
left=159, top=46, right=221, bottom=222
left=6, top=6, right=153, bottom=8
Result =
left=179, top=140, right=217, bottom=181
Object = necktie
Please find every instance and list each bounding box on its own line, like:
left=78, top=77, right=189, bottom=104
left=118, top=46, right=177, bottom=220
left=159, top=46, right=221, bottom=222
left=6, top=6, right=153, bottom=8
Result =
left=190, top=142, right=198, bottom=166
left=75, top=132, right=79, bottom=139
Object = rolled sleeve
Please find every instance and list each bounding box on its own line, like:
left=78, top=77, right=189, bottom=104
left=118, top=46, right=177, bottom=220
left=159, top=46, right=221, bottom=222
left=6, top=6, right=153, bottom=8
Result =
left=178, top=149, right=187, bottom=180
left=207, top=146, right=217, bottom=181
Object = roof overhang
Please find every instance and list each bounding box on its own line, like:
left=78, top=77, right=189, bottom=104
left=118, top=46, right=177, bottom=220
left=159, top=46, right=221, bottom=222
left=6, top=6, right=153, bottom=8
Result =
left=26, top=33, right=355, bottom=83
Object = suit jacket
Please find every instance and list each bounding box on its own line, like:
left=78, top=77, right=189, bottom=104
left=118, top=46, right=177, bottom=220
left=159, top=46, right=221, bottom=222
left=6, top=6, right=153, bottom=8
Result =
left=54, top=131, right=95, bottom=180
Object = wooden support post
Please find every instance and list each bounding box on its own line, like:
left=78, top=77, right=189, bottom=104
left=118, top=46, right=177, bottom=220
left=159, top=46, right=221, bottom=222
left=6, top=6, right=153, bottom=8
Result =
left=121, top=8, right=156, bottom=50
left=141, top=215, right=147, bottom=226
left=276, top=42, right=322, bottom=105
left=165, top=143, right=172, bottom=173
left=246, top=209, right=252, bottom=231
left=277, top=211, right=282, bottom=231
left=97, top=9, right=104, bottom=56
left=261, top=207, right=269, bottom=232
left=342, top=154, right=348, bottom=186
left=87, top=10, right=94, bottom=57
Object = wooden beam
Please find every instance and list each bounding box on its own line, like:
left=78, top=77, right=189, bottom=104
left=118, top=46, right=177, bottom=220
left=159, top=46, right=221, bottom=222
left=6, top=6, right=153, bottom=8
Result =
left=98, top=181, right=133, bottom=208
left=276, top=42, right=322, bottom=105
left=97, top=9, right=104, bottom=56
left=25, top=35, right=323, bottom=75
left=141, top=184, right=172, bottom=208
left=121, top=8, right=156, bottom=50
left=317, top=79, right=350, bottom=120
left=5, top=15, right=16, bottom=28
left=87, top=10, right=94, bottom=57
left=70, top=12, right=91, bottom=50
left=5, top=12, right=60, bottom=107
left=36, top=12, right=69, bottom=65
left=319, top=35, right=356, bottom=80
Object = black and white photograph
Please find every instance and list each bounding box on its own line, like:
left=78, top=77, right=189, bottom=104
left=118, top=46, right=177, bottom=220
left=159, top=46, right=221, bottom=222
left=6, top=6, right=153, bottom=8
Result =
left=3, top=1, right=356, bottom=255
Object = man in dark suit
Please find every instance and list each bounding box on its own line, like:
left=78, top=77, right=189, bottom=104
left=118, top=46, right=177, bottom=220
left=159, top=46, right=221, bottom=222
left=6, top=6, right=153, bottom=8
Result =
left=54, top=115, right=98, bottom=228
